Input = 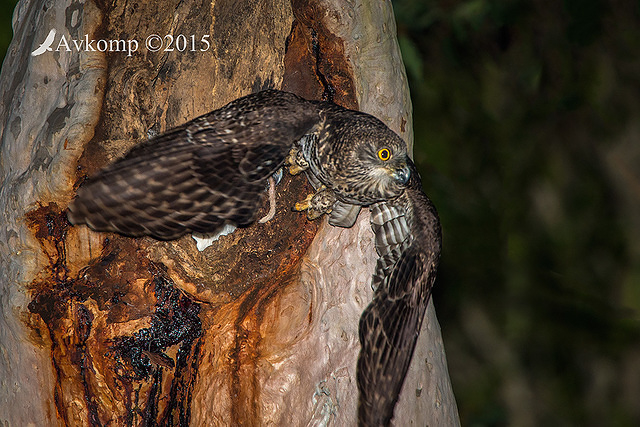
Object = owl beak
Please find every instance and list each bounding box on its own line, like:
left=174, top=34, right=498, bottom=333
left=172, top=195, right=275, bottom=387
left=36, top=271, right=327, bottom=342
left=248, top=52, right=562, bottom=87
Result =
left=392, top=164, right=411, bottom=185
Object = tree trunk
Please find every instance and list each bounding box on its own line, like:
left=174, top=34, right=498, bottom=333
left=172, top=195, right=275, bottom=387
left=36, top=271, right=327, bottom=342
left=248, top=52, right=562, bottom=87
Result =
left=0, top=0, right=459, bottom=425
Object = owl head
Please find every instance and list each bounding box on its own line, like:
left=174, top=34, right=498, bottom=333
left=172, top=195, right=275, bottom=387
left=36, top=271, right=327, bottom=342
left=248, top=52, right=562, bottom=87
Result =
left=316, top=112, right=412, bottom=206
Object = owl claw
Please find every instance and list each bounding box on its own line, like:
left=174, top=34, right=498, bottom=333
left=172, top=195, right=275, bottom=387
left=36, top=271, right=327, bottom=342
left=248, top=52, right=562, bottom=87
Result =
left=293, top=186, right=336, bottom=220
left=288, top=164, right=305, bottom=176
left=287, top=147, right=309, bottom=175
left=294, top=193, right=314, bottom=212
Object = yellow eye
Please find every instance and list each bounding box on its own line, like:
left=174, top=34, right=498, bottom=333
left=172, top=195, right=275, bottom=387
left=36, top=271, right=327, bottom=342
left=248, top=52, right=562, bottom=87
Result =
left=377, top=148, right=391, bottom=161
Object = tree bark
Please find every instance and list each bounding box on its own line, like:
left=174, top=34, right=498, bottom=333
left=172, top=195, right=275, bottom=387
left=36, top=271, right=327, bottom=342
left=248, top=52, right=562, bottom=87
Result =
left=0, top=0, right=459, bottom=425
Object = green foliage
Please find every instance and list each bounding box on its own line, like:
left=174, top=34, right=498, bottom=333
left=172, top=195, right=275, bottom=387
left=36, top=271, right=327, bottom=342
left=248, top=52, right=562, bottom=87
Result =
left=0, top=0, right=18, bottom=64
left=393, top=0, right=640, bottom=425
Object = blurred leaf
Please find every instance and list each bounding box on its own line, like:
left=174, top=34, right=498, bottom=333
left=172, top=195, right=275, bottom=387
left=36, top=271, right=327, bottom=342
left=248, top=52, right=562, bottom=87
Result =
left=0, top=0, right=18, bottom=63
left=398, top=35, right=423, bottom=82
left=392, top=0, right=640, bottom=425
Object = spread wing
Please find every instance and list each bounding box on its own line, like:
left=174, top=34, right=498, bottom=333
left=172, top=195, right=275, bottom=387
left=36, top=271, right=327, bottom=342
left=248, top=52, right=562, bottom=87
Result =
left=68, top=90, right=320, bottom=239
left=357, top=165, right=442, bottom=426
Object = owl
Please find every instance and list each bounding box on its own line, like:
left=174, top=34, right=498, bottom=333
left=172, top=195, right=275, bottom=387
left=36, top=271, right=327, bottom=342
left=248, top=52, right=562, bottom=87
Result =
left=67, top=89, right=442, bottom=426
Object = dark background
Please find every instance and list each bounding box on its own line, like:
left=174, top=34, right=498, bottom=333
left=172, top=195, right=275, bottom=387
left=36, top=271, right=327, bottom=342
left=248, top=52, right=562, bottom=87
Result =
left=2, top=1, right=639, bottom=425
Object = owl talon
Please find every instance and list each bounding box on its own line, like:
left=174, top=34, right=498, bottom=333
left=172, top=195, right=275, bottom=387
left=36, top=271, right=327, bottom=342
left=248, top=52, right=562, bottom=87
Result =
left=293, top=186, right=336, bottom=221
left=288, top=164, right=305, bottom=176
left=287, top=146, right=309, bottom=176
left=294, top=193, right=314, bottom=211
